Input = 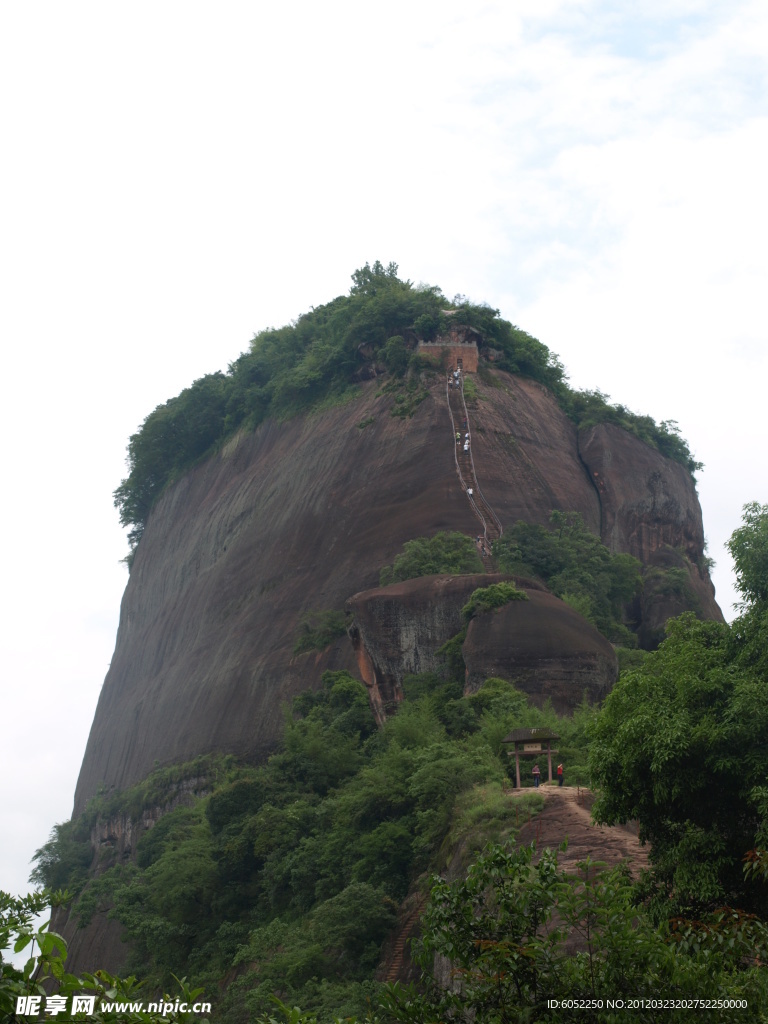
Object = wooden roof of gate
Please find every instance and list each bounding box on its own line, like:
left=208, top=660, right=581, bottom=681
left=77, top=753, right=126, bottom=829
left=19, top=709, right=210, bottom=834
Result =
left=502, top=728, right=560, bottom=745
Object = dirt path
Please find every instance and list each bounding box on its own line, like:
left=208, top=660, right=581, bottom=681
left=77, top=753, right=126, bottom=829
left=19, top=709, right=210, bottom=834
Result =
left=512, top=785, right=649, bottom=878
left=382, top=785, right=650, bottom=980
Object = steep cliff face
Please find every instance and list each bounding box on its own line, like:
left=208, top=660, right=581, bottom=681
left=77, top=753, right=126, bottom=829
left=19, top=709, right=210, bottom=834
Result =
left=578, top=422, right=720, bottom=639
left=73, top=369, right=720, bottom=815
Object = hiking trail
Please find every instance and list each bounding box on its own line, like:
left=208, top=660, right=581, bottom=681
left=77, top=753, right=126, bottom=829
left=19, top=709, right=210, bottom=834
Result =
left=382, top=785, right=650, bottom=980
left=511, top=784, right=648, bottom=879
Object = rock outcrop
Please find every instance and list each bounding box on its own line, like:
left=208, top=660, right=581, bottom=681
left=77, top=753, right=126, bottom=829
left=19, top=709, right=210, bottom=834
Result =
left=462, top=589, right=618, bottom=710
left=72, top=369, right=721, bottom=816
left=348, top=573, right=617, bottom=715
left=347, top=574, right=496, bottom=715
left=54, top=773, right=211, bottom=975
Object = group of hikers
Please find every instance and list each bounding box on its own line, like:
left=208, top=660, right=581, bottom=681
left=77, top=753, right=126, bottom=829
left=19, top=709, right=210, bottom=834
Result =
left=532, top=763, right=564, bottom=787
left=450, top=367, right=482, bottom=546
left=451, top=369, right=469, bottom=451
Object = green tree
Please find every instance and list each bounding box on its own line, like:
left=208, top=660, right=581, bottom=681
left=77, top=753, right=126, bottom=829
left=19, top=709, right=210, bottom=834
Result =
left=30, top=821, right=92, bottom=894
left=461, top=581, right=528, bottom=622
left=380, top=336, right=408, bottom=377
left=349, top=260, right=402, bottom=295
left=0, top=891, right=209, bottom=1023
left=726, top=503, right=768, bottom=684
left=493, top=511, right=641, bottom=644
left=589, top=613, right=768, bottom=922
left=379, top=843, right=767, bottom=1024
left=590, top=503, right=768, bottom=922
left=727, top=501, right=768, bottom=606
left=293, top=611, right=350, bottom=655
left=379, top=532, right=483, bottom=586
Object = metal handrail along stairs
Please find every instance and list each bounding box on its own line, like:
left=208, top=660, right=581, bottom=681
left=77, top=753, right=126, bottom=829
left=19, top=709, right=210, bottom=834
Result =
left=446, top=373, right=502, bottom=568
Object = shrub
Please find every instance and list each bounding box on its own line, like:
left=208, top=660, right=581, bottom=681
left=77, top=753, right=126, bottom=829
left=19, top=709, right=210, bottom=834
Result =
left=494, top=511, right=642, bottom=644
left=293, top=610, right=349, bottom=655
left=381, top=335, right=408, bottom=376
left=380, top=532, right=483, bottom=586
left=461, top=581, right=528, bottom=622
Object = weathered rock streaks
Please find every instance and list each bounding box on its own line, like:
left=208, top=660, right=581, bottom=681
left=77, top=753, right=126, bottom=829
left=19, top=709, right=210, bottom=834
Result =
left=73, top=371, right=720, bottom=815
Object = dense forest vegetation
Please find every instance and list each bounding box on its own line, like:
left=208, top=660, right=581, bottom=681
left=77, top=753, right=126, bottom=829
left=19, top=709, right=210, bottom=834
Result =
left=21, top=504, right=768, bottom=1023
left=376, top=517, right=645, bottom=649
left=114, top=262, right=701, bottom=555
left=31, top=673, right=585, bottom=1021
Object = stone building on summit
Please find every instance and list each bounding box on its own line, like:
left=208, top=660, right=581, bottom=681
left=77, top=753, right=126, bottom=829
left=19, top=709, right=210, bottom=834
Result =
left=416, top=321, right=480, bottom=372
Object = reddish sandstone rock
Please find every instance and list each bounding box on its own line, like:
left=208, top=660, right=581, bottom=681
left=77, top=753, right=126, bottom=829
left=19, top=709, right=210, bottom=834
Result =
left=578, top=422, right=720, bottom=624
left=348, top=574, right=615, bottom=715
left=346, top=574, right=487, bottom=718
left=462, top=590, right=618, bottom=712
left=72, top=370, right=719, bottom=815
left=346, top=574, right=546, bottom=713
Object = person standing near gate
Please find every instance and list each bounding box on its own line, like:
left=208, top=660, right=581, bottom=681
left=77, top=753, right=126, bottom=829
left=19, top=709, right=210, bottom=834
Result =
left=532, top=764, right=541, bottom=788
left=557, top=763, right=564, bottom=787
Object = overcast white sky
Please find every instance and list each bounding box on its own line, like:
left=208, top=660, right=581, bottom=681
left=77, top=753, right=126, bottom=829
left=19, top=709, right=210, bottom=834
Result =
left=1, top=1, right=766, bottom=904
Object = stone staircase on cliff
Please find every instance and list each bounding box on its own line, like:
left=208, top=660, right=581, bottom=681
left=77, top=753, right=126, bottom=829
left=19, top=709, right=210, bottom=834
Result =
left=384, top=895, right=426, bottom=983
left=446, top=374, right=503, bottom=569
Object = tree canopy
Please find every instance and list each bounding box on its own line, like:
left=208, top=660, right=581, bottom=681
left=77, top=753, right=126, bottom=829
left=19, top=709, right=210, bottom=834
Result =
left=590, top=501, right=768, bottom=923
left=493, top=511, right=642, bottom=645
left=379, top=532, right=483, bottom=586
left=31, top=670, right=597, bottom=1022
left=113, top=264, right=700, bottom=556
left=727, top=501, right=768, bottom=607
left=0, top=891, right=209, bottom=1023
